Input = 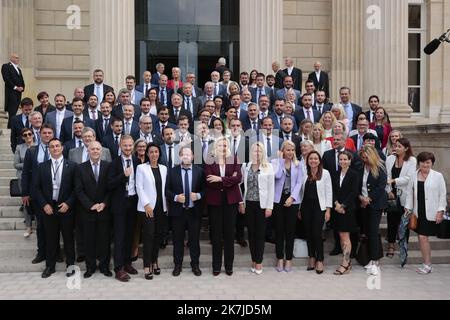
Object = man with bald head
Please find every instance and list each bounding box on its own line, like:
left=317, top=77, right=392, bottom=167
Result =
left=271, top=61, right=288, bottom=90
left=136, top=71, right=155, bottom=96
left=75, top=141, right=113, bottom=278
left=308, top=61, right=330, bottom=99
left=2, top=53, right=25, bottom=128
left=284, top=57, right=302, bottom=92
left=210, top=71, right=227, bottom=97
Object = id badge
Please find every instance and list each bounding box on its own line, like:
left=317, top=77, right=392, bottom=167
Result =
left=52, top=182, right=58, bottom=190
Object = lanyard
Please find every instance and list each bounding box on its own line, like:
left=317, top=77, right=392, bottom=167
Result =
left=51, top=160, right=63, bottom=181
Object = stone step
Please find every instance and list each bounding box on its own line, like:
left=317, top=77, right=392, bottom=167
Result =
left=0, top=168, right=17, bottom=177
left=0, top=206, right=23, bottom=217
left=0, top=197, right=23, bottom=207
left=0, top=154, right=14, bottom=161
left=0, top=162, right=13, bottom=169
left=0, top=177, right=14, bottom=187
left=0, top=186, right=13, bottom=196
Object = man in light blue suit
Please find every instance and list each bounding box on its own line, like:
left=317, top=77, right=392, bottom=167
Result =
left=276, top=76, right=301, bottom=102
left=126, top=75, right=144, bottom=106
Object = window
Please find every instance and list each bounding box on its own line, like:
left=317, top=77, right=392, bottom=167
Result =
left=408, top=0, right=427, bottom=113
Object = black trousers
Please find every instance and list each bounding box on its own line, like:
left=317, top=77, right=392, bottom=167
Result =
left=84, top=215, right=111, bottom=272
left=362, top=206, right=383, bottom=261
left=75, top=202, right=85, bottom=257
left=301, top=199, right=325, bottom=262
left=274, top=194, right=299, bottom=260
left=235, top=210, right=246, bottom=241
left=245, top=201, right=267, bottom=264
left=33, top=201, right=46, bottom=258
left=141, top=212, right=155, bottom=268
left=42, top=204, right=75, bottom=269
left=209, top=200, right=238, bottom=272
left=387, top=206, right=403, bottom=243
left=113, top=196, right=137, bottom=271
left=172, top=209, right=201, bottom=267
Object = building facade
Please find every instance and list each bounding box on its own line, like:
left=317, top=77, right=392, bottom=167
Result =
left=1, top=0, right=449, bottom=126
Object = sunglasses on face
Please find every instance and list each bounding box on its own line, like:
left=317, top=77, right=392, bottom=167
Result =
left=22, top=133, right=33, bottom=138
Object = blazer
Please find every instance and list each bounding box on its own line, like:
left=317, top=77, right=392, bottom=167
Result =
left=74, top=160, right=111, bottom=221
left=241, top=162, right=275, bottom=210
left=276, top=88, right=302, bottom=102
left=45, top=109, right=74, bottom=138
left=10, top=114, right=26, bottom=152
left=68, top=146, right=112, bottom=164
left=168, top=106, right=193, bottom=127
left=293, top=107, right=321, bottom=126
left=313, top=102, right=333, bottom=115
left=111, top=103, right=141, bottom=121
left=101, top=134, right=122, bottom=160
left=177, top=85, right=203, bottom=98
left=60, top=116, right=96, bottom=144
left=385, top=155, right=417, bottom=206
left=359, top=167, right=388, bottom=211
left=34, top=104, right=56, bottom=120
left=182, top=96, right=202, bottom=119
left=83, top=108, right=102, bottom=122
left=131, top=89, right=144, bottom=105
left=14, top=143, right=34, bottom=179
left=165, top=164, right=205, bottom=217
left=332, top=168, right=360, bottom=211
left=369, top=123, right=392, bottom=149
left=1, top=62, right=25, bottom=111
left=280, top=132, right=302, bottom=159
left=153, top=121, right=177, bottom=137
left=274, top=69, right=288, bottom=89
left=242, top=117, right=262, bottom=133
left=344, top=103, right=363, bottom=131
left=63, top=139, right=80, bottom=158
left=32, top=159, right=77, bottom=211
left=228, top=135, right=250, bottom=164
left=107, top=155, right=140, bottom=213
left=284, top=67, right=303, bottom=92
left=405, top=169, right=447, bottom=221
left=83, top=83, right=114, bottom=103
left=249, top=134, right=284, bottom=162
left=308, top=71, right=330, bottom=98
left=122, top=119, right=140, bottom=140
left=21, top=146, right=41, bottom=197
left=271, top=158, right=303, bottom=204
left=249, top=86, right=275, bottom=105
left=300, top=169, right=333, bottom=211
left=136, top=163, right=168, bottom=213
left=154, top=87, right=174, bottom=106
left=204, top=159, right=243, bottom=206
left=151, top=72, right=162, bottom=86
left=95, top=116, right=113, bottom=143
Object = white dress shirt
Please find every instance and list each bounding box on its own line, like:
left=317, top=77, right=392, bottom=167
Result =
left=122, top=155, right=136, bottom=196
left=95, top=85, right=104, bottom=106
left=140, top=131, right=152, bottom=143
left=55, top=109, right=66, bottom=139
left=51, top=156, right=64, bottom=201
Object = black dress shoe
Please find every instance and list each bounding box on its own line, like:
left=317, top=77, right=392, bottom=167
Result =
left=225, top=270, right=233, bottom=276
left=192, top=266, right=202, bottom=276
left=84, top=270, right=94, bottom=278
left=101, top=270, right=113, bottom=277
left=329, top=247, right=342, bottom=256
left=32, top=255, right=45, bottom=264
left=76, top=256, right=85, bottom=263
left=237, top=239, right=248, bottom=248
left=153, top=266, right=161, bottom=276
left=172, top=265, right=182, bottom=277
left=41, top=267, right=55, bottom=279
left=213, top=271, right=221, bottom=276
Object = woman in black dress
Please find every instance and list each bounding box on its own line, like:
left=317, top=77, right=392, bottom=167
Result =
left=332, top=151, right=359, bottom=275
left=405, top=152, right=446, bottom=274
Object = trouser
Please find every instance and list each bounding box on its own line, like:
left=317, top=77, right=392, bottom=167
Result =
left=362, top=206, right=383, bottom=261
left=24, top=203, right=34, bottom=228
left=141, top=213, right=154, bottom=268
left=235, top=211, right=246, bottom=241
left=113, top=196, right=137, bottom=271
left=301, top=199, right=325, bottom=262
left=84, top=215, right=111, bottom=272
left=152, top=209, right=166, bottom=263
left=209, top=201, right=237, bottom=272
left=75, top=202, right=84, bottom=257
left=43, top=203, right=75, bottom=269
left=274, top=194, right=299, bottom=260
left=6, top=93, right=20, bottom=129
left=245, top=201, right=267, bottom=264
left=172, top=209, right=201, bottom=267
left=132, top=214, right=144, bottom=255
left=387, top=206, right=403, bottom=243
left=33, top=201, right=46, bottom=258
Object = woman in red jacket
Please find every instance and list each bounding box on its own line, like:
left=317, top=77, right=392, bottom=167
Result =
left=369, top=106, right=392, bottom=149
left=205, top=137, right=243, bottom=276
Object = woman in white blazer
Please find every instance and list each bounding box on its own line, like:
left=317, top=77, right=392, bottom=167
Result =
left=135, top=143, right=168, bottom=280
left=405, top=152, right=446, bottom=274
left=385, top=138, right=416, bottom=257
left=299, top=150, right=332, bottom=274
left=240, top=142, right=275, bottom=275
left=312, top=123, right=332, bottom=157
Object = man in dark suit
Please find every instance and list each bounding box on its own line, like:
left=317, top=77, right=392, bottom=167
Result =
left=181, top=83, right=202, bottom=119
left=74, top=141, right=112, bottom=278
left=180, top=73, right=203, bottom=98
left=313, top=90, right=333, bottom=115
left=60, top=98, right=95, bottom=144
left=280, top=116, right=302, bottom=159
left=365, top=95, right=380, bottom=123
left=22, top=124, right=55, bottom=264
left=210, top=71, right=228, bottom=97
left=242, top=102, right=261, bottom=133
left=96, top=101, right=113, bottom=143
left=137, top=115, right=163, bottom=145
left=308, top=61, right=330, bottom=99
left=168, top=93, right=193, bottom=129
left=111, top=90, right=141, bottom=121
left=272, top=61, right=288, bottom=90
left=151, top=63, right=165, bottom=87
left=340, top=87, right=362, bottom=131
left=135, top=71, right=155, bottom=96
left=250, top=73, right=275, bottom=105
left=10, top=97, right=33, bottom=152
left=83, top=94, right=101, bottom=121
left=2, top=54, right=25, bottom=128
left=83, top=69, right=113, bottom=105
left=284, top=57, right=303, bottom=92
left=102, top=118, right=124, bottom=160
left=107, top=135, right=139, bottom=282
left=153, top=107, right=177, bottom=137
left=63, top=120, right=84, bottom=158
left=155, top=74, right=174, bottom=107
left=121, top=104, right=140, bottom=139
left=33, top=138, right=77, bottom=278
left=166, top=146, right=205, bottom=277
left=214, top=57, right=228, bottom=79
left=294, top=93, right=321, bottom=127
left=276, top=76, right=302, bottom=102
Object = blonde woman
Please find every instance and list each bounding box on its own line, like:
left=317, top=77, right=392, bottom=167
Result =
left=331, top=103, right=349, bottom=134
left=271, top=141, right=304, bottom=272
left=312, top=123, right=332, bottom=157
left=326, top=121, right=356, bottom=152
left=319, top=111, right=337, bottom=138
left=205, top=137, right=242, bottom=276
left=228, top=81, right=241, bottom=98
left=358, top=145, right=387, bottom=276
left=241, top=142, right=275, bottom=275
left=167, top=67, right=183, bottom=91
left=383, top=130, right=402, bottom=157
left=299, top=139, right=315, bottom=173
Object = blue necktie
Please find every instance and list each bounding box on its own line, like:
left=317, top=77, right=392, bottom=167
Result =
left=44, top=145, right=49, bottom=162
left=267, top=137, right=272, bottom=158
left=183, top=168, right=190, bottom=208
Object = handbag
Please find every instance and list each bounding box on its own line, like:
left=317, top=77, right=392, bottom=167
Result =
left=9, top=179, right=21, bottom=197
left=437, top=213, right=450, bottom=239
left=408, top=213, right=418, bottom=230
left=355, top=235, right=383, bottom=266
left=386, top=197, right=401, bottom=214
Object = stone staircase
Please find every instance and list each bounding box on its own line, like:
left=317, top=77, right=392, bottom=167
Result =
left=0, top=112, right=448, bottom=273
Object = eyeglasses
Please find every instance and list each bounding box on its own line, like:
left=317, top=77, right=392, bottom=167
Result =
left=22, top=133, right=33, bottom=138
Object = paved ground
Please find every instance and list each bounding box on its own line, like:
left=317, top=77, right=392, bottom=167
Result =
left=0, top=264, right=448, bottom=300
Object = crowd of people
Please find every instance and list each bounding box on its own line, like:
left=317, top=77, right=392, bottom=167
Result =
left=4, top=54, right=447, bottom=281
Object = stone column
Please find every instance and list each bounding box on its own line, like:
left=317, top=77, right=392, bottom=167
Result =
left=240, top=0, right=283, bottom=76
left=331, top=0, right=363, bottom=104
left=0, top=1, right=5, bottom=112
left=90, top=0, right=135, bottom=92
left=363, top=0, right=413, bottom=126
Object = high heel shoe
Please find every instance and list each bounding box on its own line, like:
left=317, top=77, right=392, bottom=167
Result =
left=386, top=245, right=395, bottom=258
left=315, top=262, right=324, bottom=274
left=333, top=263, right=352, bottom=275
left=144, top=272, right=153, bottom=280
left=152, top=264, right=161, bottom=276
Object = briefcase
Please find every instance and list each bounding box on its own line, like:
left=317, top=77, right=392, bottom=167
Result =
left=9, top=179, right=21, bottom=197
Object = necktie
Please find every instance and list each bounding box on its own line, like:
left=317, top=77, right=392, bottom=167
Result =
left=371, top=112, right=375, bottom=122
left=202, top=140, right=207, bottom=157
left=174, top=109, right=179, bottom=121
left=78, top=140, right=82, bottom=148
left=91, top=110, right=97, bottom=120
left=183, top=168, right=190, bottom=208
left=336, top=150, right=340, bottom=171
left=93, top=163, right=99, bottom=183
left=25, top=116, right=29, bottom=129
left=279, top=116, right=283, bottom=126
left=35, top=131, right=41, bottom=145
left=317, top=105, right=322, bottom=114
left=358, top=135, right=363, bottom=150
left=126, top=159, right=131, bottom=168
left=125, top=122, right=130, bottom=135
left=180, top=134, right=184, bottom=142
left=168, top=145, right=173, bottom=168
left=306, top=110, right=311, bottom=121
left=261, top=112, right=266, bottom=119
left=233, top=138, right=237, bottom=155
left=208, top=96, right=213, bottom=101
left=75, top=117, right=80, bottom=122
left=258, top=88, right=263, bottom=102
left=44, top=145, right=49, bottom=162
left=160, top=88, right=166, bottom=105
left=252, top=121, right=257, bottom=131
left=186, top=97, right=191, bottom=114
left=285, top=134, right=290, bottom=141
left=95, top=86, right=101, bottom=102
left=144, top=134, right=149, bottom=143
left=104, top=118, right=109, bottom=132
left=214, top=83, right=218, bottom=96
left=266, top=137, right=272, bottom=158
left=145, top=84, right=149, bottom=96
left=114, top=135, right=119, bottom=147
left=161, top=124, right=166, bottom=135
